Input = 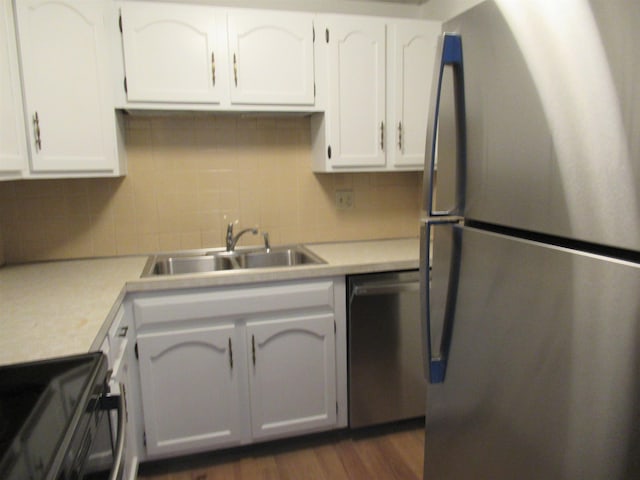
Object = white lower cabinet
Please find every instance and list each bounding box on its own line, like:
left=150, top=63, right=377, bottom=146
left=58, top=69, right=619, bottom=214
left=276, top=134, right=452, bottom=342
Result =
left=132, top=277, right=347, bottom=461
left=137, top=324, right=242, bottom=457
left=247, top=313, right=337, bottom=440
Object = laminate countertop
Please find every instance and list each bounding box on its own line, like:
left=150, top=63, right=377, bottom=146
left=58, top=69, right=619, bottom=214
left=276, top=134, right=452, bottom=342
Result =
left=0, top=237, right=419, bottom=366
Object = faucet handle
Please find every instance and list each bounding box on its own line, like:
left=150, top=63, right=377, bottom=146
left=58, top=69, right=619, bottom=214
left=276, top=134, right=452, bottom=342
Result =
left=263, top=232, right=271, bottom=252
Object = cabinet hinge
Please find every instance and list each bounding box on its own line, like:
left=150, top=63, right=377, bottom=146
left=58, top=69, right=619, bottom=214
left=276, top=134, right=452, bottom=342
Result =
left=312, top=26, right=315, bottom=43
left=118, top=14, right=122, bottom=33
left=314, top=83, right=316, bottom=99
left=336, top=402, right=339, bottom=416
left=325, top=28, right=329, bottom=43
left=143, top=431, right=147, bottom=447
left=333, top=320, right=336, bottom=334
left=134, top=341, right=138, bottom=360
left=124, top=76, right=128, bottom=94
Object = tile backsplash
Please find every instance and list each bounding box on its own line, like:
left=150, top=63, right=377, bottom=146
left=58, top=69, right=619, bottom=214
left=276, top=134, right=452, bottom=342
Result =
left=0, top=115, right=422, bottom=264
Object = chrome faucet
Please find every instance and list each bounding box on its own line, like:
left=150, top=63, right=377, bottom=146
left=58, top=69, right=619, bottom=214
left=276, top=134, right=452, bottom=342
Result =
left=226, top=222, right=258, bottom=252
left=262, top=232, right=271, bottom=252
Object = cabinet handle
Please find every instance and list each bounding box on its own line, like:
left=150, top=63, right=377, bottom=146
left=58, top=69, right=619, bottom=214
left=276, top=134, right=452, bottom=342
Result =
left=380, top=121, right=385, bottom=151
left=33, top=112, right=42, bottom=151
left=211, top=52, right=216, bottom=86
left=398, top=122, right=403, bottom=151
left=251, top=334, right=256, bottom=366
left=233, top=53, right=238, bottom=87
left=228, top=338, right=233, bottom=369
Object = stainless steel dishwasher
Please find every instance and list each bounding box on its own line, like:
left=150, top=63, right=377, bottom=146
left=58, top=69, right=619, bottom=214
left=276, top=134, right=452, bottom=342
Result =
left=347, top=269, right=426, bottom=428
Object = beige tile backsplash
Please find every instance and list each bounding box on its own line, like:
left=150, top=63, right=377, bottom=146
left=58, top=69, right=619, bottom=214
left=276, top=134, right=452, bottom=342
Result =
left=0, top=115, right=422, bottom=264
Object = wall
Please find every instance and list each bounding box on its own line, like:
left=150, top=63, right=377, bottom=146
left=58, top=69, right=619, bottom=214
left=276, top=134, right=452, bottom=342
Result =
left=137, top=0, right=422, bottom=17
left=420, top=0, right=484, bottom=20
left=0, top=116, right=422, bottom=264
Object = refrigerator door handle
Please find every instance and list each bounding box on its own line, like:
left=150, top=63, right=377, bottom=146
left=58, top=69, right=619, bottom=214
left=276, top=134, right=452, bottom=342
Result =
left=421, top=217, right=463, bottom=384
left=426, top=33, right=466, bottom=217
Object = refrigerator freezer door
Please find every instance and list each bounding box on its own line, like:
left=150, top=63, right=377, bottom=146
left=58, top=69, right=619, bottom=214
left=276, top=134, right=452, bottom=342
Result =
left=439, top=1, right=640, bottom=251
left=424, top=225, right=640, bottom=479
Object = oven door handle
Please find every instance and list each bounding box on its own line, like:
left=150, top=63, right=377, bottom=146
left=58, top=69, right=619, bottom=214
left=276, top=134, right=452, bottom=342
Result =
left=100, top=384, right=127, bottom=480
left=110, top=385, right=126, bottom=480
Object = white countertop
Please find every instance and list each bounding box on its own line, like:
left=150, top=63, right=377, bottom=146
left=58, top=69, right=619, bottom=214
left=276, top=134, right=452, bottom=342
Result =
left=0, top=238, right=419, bottom=366
left=0, top=256, right=148, bottom=367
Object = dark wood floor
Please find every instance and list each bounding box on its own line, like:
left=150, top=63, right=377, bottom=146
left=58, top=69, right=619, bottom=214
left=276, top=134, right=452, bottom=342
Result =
left=138, top=419, right=425, bottom=480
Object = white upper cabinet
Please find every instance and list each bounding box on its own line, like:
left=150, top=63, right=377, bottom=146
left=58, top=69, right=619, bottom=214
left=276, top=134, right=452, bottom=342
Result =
left=227, top=10, right=315, bottom=106
left=312, top=15, right=441, bottom=172
left=115, top=4, right=316, bottom=110
left=388, top=20, right=440, bottom=168
left=14, top=0, right=124, bottom=176
left=119, top=2, right=227, bottom=104
left=0, top=0, right=27, bottom=179
left=320, top=16, right=387, bottom=169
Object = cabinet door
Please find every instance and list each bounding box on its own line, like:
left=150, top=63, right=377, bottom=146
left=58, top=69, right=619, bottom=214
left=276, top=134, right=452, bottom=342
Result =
left=120, top=2, right=225, bottom=104
left=14, top=0, right=118, bottom=173
left=137, top=324, right=242, bottom=457
left=0, top=0, right=27, bottom=179
left=325, top=17, right=386, bottom=168
left=247, top=313, right=337, bottom=440
left=227, top=10, right=314, bottom=105
left=388, top=21, right=439, bottom=168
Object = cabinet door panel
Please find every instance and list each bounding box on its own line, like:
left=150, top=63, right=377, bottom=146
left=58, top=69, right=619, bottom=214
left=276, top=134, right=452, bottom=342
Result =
left=326, top=18, right=386, bottom=168
left=228, top=11, right=314, bottom=105
left=247, top=313, right=337, bottom=440
left=137, top=324, right=241, bottom=457
left=15, top=0, right=117, bottom=172
left=120, top=3, right=224, bottom=104
left=0, top=0, right=27, bottom=178
left=391, top=21, right=439, bottom=167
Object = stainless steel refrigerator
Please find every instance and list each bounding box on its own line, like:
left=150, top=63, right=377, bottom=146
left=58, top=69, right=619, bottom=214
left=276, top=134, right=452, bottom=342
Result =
left=420, top=1, right=640, bottom=478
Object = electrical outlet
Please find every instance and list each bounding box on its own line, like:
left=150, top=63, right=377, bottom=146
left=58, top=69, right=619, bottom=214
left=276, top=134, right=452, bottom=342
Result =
left=335, top=190, right=354, bottom=210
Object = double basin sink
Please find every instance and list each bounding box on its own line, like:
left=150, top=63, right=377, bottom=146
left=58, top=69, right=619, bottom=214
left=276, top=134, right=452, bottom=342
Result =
left=142, top=245, right=325, bottom=277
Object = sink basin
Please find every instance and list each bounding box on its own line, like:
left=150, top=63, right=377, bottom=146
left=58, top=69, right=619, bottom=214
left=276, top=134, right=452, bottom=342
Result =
left=233, top=248, right=322, bottom=269
left=152, top=255, right=235, bottom=275
left=143, top=245, right=325, bottom=277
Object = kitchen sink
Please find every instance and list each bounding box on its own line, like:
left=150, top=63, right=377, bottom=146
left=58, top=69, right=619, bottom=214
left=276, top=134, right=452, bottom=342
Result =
left=142, top=245, right=325, bottom=277
left=233, top=248, right=322, bottom=269
left=152, top=255, right=235, bottom=275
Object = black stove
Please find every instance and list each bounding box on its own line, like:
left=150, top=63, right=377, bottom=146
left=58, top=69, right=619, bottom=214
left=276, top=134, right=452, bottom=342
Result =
left=0, top=352, right=113, bottom=480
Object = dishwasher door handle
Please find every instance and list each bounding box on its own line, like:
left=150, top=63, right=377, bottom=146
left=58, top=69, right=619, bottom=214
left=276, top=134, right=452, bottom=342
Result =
left=351, top=280, right=419, bottom=301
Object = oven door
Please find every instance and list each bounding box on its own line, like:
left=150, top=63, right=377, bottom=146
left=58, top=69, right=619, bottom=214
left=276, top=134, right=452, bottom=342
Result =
left=81, top=384, right=127, bottom=480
